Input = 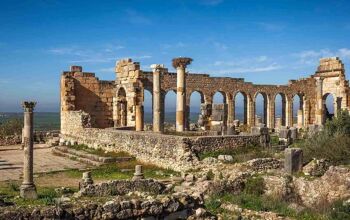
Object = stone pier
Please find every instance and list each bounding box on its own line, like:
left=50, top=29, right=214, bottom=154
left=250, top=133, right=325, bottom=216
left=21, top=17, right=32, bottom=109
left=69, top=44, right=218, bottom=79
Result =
left=135, top=105, right=144, bottom=131
left=20, top=101, right=37, bottom=199
left=151, top=64, right=165, bottom=133
left=172, top=57, right=192, bottom=132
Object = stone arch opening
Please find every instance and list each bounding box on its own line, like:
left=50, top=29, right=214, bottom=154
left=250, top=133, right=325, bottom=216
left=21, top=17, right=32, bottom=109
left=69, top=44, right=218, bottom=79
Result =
left=254, top=92, right=268, bottom=126
left=292, top=94, right=304, bottom=127
left=274, top=93, right=287, bottom=128
left=164, top=90, right=177, bottom=125
left=143, top=89, right=153, bottom=125
left=213, top=91, right=226, bottom=104
left=116, top=87, right=127, bottom=127
left=234, top=91, right=247, bottom=124
left=322, top=93, right=336, bottom=123
left=189, top=91, right=204, bottom=124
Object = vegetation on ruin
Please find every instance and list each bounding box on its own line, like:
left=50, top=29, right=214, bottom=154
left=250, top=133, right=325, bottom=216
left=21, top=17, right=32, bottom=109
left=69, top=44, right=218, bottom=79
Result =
left=0, top=118, right=22, bottom=137
left=198, top=145, right=280, bottom=163
left=70, top=144, right=132, bottom=158
left=294, top=110, right=350, bottom=165
left=205, top=175, right=350, bottom=220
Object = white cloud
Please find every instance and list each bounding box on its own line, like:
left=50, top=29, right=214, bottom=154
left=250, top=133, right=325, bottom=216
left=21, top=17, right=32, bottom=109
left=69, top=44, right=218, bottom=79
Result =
left=160, top=42, right=186, bottom=50
left=213, top=41, right=228, bottom=50
left=256, top=55, right=268, bottom=62
left=99, top=67, right=115, bottom=73
left=294, top=48, right=350, bottom=65
left=215, top=62, right=282, bottom=74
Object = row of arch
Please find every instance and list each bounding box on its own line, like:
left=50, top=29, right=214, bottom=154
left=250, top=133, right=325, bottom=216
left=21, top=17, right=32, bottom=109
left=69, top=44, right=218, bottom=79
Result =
left=143, top=90, right=311, bottom=126
left=116, top=87, right=337, bottom=128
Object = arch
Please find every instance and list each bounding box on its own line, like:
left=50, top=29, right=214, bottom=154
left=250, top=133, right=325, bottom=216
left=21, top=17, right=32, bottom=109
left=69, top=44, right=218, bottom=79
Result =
left=322, top=93, right=337, bottom=123
left=116, top=87, right=127, bottom=127
left=189, top=91, right=205, bottom=125
left=233, top=91, right=248, bottom=124
left=292, top=93, right=304, bottom=127
left=143, top=89, right=153, bottom=125
left=164, top=90, right=177, bottom=125
left=274, top=93, right=287, bottom=128
left=213, top=91, right=227, bottom=104
left=254, top=92, right=268, bottom=126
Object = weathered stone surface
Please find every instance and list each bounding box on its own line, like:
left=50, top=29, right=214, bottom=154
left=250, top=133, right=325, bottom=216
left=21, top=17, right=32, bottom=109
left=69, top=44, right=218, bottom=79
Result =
left=284, top=148, right=303, bottom=174
left=303, top=159, right=331, bottom=177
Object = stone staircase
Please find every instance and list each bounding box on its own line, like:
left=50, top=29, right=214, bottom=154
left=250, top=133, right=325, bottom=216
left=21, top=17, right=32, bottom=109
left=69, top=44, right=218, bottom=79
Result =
left=0, top=159, right=22, bottom=170
left=52, top=146, right=133, bottom=166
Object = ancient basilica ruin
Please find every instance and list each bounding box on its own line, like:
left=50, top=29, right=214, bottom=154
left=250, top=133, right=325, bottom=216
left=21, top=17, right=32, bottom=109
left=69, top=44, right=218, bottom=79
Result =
left=61, top=57, right=349, bottom=131
left=59, top=56, right=350, bottom=170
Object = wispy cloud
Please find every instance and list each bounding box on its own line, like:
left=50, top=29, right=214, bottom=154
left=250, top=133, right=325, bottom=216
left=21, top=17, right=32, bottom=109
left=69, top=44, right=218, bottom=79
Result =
left=213, top=41, right=228, bottom=50
left=124, top=9, right=152, bottom=25
left=256, top=22, right=285, bottom=31
left=160, top=42, right=186, bottom=50
left=294, top=48, right=350, bottom=65
left=199, top=0, right=224, bottom=6
left=210, top=56, right=281, bottom=74
left=215, top=63, right=282, bottom=74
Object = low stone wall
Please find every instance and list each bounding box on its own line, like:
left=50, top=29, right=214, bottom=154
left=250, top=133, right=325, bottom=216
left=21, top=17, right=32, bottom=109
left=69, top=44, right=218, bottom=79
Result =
left=0, top=135, right=21, bottom=146
left=61, top=111, right=262, bottom=171
left=188, top=135, right=261, bottom=154
left=0, top=194, right=203, bottom=219
left=78, top=179, right=166, bottom=197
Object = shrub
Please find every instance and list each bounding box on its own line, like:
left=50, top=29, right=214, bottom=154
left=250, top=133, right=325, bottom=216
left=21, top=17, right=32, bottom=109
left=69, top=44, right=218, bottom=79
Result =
left=0, top=118, right=23, bottom=137
left=296, top=110, right=350, bottom=165
left=244, top=176, right=265, bottom=196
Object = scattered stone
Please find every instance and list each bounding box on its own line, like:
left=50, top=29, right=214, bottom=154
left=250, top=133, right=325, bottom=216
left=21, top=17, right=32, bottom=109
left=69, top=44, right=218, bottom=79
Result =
left=79, top=171, right=93, bottom=189
left=303, top=158, right=330, bottom=177
left=218, top=155, right=233, bottom=162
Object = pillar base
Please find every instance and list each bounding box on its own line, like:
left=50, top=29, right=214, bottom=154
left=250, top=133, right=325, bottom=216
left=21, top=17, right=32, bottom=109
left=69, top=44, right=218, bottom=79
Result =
left=20, top=184, right=37, bottom=199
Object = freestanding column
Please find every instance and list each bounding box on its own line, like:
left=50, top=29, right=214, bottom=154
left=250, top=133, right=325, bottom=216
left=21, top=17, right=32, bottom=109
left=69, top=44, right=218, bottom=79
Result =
left=286, top=99, right=293, bottom=127
left=135, top=105, right=144, bottom=131
left=247, top=95, right=255, bottom=127
left=172, top=57, right=192, bottom=132
left=20, top=101, right=37, bottom=199
left=315, top=78, right=323, bottom=124
left=151, top=64, right=165, bottom=133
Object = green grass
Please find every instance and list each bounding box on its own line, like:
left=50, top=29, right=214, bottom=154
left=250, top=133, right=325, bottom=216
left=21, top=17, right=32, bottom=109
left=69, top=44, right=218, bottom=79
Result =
left=199, top=145, right=278, bottom=163
left=63, top=160, right=179, bottom=180
left=69, top=144, right=132, bottom=158
left=0, top=182, right=71, bottom=207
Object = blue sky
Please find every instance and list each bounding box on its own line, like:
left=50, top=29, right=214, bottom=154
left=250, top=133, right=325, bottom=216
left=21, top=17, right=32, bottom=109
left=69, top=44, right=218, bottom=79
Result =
left=0, top=0, right=350, bottom=112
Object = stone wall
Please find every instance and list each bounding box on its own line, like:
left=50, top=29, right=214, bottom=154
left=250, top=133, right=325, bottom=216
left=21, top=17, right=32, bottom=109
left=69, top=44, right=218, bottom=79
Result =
left=60, top=66, right=114, bottom=131
left=188, top=134, right=260, bottom=154
left=61, top=113, right=262, bottom=171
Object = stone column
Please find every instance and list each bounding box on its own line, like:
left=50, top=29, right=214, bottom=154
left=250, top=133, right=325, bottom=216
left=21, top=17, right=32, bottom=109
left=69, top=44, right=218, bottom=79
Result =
left=303, top=98, right=309, bottom=127
left=135, top=105, right=144, bottom=131
left=286, top=98, right=293, bottom=127
left=247, top=95, right=255, bottom=127
left=297, top=110, right=303, bottom=128
left=227, top=95, right=234, bottom=124
left=315, top=78, right=323, bottom=125
left=151, top=64, right=165, bottom=133
left=172, top=57, right=192, bottom=132
left=20, top=101, right=37, bottom=199
left=267, top=96, right=275, bottom=129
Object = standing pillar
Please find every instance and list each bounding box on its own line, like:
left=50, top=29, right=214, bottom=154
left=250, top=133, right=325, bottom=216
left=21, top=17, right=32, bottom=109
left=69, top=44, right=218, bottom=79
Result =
left=135, top=105, right=144, bottom=131
left=172, top=57, right=192, bottom=132
left=297, top=110, right=303, bottom=128
left=247, top=95, right=255, bottom=127
left=286, top=98, right=293, bottom=127
left=315, top=78, right=323, bottom=124
left=267, top=97, right=275, bottom=129
left=151, top=64, right=165, bottom=133
left=227, top=95, right=234, bottom=125
left=303, top=98, right=310, bottom=127
left=20, top=101, right=37, bottom=199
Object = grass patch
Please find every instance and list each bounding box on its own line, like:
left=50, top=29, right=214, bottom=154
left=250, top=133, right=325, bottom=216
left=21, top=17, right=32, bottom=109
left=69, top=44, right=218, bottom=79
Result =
left=199, top=145, right=278, bottom=163
left=63, top=160, right=179, bottom=180
left=69, top=144, right=131, bottom=158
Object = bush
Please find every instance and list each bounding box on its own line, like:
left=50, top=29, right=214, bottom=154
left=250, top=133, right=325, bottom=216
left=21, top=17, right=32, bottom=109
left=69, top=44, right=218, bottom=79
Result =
left=0, top=118, right=23, bottom=137
left=244, top=176, right=265, bottom=196
left=296, top=110, right=350, bottom=165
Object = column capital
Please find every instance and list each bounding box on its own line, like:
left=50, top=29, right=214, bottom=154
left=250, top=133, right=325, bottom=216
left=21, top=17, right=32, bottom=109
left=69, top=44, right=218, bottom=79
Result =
left=172, top=57, right=193, bottom=69
left=150, top=64, right=166, bottom=73
left=22, top=101, right=36, bottom=112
